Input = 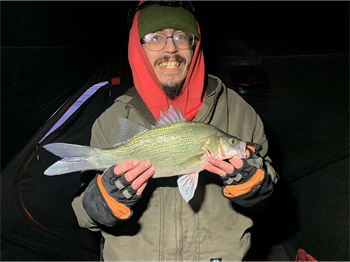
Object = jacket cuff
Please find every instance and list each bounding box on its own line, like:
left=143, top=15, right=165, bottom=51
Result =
left=82, top=175, right=132, bottom=227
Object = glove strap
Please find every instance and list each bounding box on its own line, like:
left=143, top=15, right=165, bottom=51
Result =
left=122, top=186, right=137, bottom=199
left=113, top=176, right=137, bottom=200
left=222, top=173, right=243, bottom=185
left=96, top=175, right=131, bottom=219
left=114, top=175, right=129, bottom=190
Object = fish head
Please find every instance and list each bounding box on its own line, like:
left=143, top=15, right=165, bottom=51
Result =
left=206, top=132, right=247, bottom=160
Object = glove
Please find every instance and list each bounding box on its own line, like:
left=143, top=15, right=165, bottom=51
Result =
left=221, top=142, right=274, bottom=208
left=82, top=165, right=141, bottom=226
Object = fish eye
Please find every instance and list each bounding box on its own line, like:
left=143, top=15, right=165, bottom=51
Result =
left=229, top=138, right=236, bottom=144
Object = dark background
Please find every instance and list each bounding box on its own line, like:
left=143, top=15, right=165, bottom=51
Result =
left=2, top=1, right=348, bottom=170
left=1, top=1, right=349, bottom=261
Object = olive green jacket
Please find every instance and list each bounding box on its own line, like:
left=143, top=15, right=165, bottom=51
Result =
left=72, top=74, right=278, bottom=261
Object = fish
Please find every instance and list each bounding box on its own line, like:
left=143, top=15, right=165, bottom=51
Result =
left=43, top=105, right=247, bottom=202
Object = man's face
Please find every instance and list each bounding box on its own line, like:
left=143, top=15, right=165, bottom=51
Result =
left=142, top=28, right=194, bottom=99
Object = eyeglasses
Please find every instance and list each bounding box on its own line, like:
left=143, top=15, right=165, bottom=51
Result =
left=141, top=32, right=197, bottom=51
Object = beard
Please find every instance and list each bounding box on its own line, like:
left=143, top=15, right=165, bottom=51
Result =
left=155, top=54, right=188, bottom=100
left=161, top=79, right=185, bottom=100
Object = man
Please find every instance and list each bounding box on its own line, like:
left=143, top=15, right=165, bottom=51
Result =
left=72, top=1, right=278, bottom=261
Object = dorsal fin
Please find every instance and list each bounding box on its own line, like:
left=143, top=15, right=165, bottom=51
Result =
left=155, top=104, right=187, bottom=127
left=115, top=118, right=149, bottom=146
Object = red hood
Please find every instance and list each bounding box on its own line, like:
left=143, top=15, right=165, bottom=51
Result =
left=128, top=8, right=206, bottom=121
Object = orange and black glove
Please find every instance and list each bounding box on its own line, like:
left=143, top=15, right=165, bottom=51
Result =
left=221, top=142, right=274, bottom=208
left=82, top=165, right=141, bottom=226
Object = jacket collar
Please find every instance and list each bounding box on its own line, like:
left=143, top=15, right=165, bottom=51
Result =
left=127, top=87, right=157, bottom=126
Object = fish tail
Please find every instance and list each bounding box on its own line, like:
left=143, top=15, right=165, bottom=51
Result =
left=43, top=143, right=102, bottom=176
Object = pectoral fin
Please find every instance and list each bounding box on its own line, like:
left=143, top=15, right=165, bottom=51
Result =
left=177, top=172, right=199, bottom=202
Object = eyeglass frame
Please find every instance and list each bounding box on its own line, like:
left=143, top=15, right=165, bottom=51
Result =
left=140, top=31, right=199, bottom=51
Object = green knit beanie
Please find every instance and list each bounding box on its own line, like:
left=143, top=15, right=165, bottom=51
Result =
left=138, top=4, right=199, bottom=40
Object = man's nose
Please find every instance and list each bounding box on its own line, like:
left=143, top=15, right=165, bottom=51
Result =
left=163, top=36, right=178, bottom=53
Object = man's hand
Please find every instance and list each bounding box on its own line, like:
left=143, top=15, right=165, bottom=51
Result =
left=202, top=142, right=273, bottom=206
left=202, top=141, right=262, bottom=177
left=112, top=160, right=155, bottom=197
left=202, top=150, right=250, bottom=177
left=83, top=160, right=155, bottom=226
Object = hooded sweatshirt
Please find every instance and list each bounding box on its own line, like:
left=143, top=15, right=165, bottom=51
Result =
left=127, top=3, right=206, bottom=120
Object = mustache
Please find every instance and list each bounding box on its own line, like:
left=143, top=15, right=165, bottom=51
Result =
left=154, top=54, right=185, bottom=67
